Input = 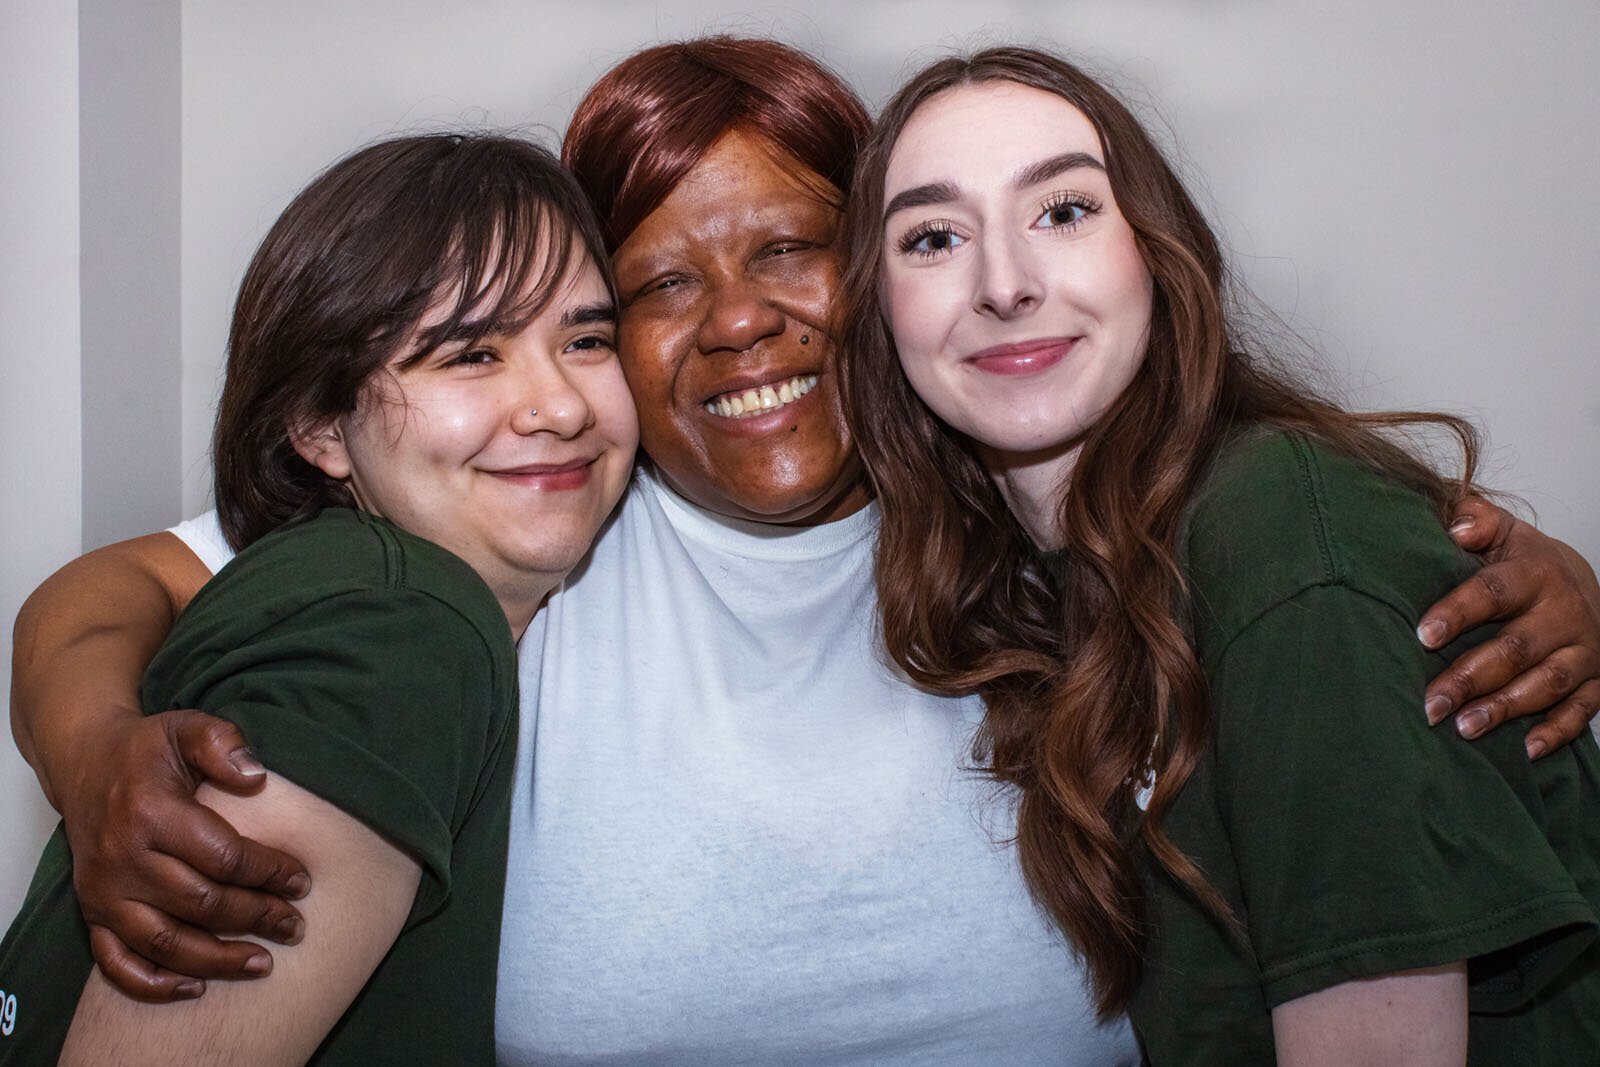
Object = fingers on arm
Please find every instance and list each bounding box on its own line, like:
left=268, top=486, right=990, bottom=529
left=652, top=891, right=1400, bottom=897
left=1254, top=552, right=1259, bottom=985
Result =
left=66, top=724, right=309, bottom=978
left=1445, top=495, right=1515, bottom=556
left=1519, top=678, right=1600, bottom=760
left=171, top=711, right=271, bottom=794
left=62, top=776, right=422, bottom=1066
left=87, top=925, right=206, bottom=1003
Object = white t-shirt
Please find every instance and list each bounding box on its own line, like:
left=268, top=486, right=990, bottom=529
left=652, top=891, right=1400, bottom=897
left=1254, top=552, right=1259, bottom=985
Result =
left=170, top=476, right=1137, bottom=1065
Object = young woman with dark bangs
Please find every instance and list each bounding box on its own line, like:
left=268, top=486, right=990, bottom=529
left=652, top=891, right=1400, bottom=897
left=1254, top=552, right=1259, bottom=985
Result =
left=8, top=36, right=1600, bottom=1065
left=0, top=133, right=637, bottom=1065
left=841, top=47, right=1600, bottom=1063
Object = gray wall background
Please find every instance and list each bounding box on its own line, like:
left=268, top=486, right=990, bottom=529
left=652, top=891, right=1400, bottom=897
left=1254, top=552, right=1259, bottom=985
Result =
left=5, top=0, right=1597, bottom=926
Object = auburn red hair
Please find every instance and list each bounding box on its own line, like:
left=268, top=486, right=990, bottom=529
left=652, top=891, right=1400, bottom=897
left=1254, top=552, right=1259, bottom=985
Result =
left=562, top=36, right=871, bottom=251
left=841, top=48, right=1477, bottom=1017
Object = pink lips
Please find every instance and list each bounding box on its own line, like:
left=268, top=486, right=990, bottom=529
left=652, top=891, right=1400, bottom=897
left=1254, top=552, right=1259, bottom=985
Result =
left=965, top=338, right=1077, bottom=377
left=489, top=458, right=594, bottom=491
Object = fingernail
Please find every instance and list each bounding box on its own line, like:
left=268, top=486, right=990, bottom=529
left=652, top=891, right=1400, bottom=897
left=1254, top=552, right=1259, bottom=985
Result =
left=1425, top=694, right=1453, bottom=725
left=243, top=952, right=272, bottom=976
left=1449, top=516, right=1476, bottom=537
left=285, top=873, right=310, bottom=899
left=1456, top=708, right=1489, bottom=739
left=1417, top=619, right=1448, bottom=649
left=229, top=747, right=266, bottom=777
left=276, top=915, right=304, bottom=944
left=175, top=979, right=204, bottom=998
left=1527, top=737, right=1548, bottom=760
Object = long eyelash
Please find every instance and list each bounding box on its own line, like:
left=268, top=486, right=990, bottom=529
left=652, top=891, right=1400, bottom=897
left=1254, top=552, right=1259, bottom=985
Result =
left=1041, top=191, right=1103, bottom=229
left=896, top=220, right=957, bottom=257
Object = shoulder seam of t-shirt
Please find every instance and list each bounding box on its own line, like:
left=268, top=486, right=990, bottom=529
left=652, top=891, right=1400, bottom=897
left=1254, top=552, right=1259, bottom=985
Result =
left=365, top=512, right=407, bottom=591
left=1286, top=431, right=1339, bottom=585
left=1208, top=575, right=1446, bottom=678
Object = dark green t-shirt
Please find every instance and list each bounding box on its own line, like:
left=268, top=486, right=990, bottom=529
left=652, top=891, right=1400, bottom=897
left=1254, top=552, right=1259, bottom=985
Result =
left=0, top=508, right=518, bottom=1065
left=1128, top=430, right=1600, bottom=1064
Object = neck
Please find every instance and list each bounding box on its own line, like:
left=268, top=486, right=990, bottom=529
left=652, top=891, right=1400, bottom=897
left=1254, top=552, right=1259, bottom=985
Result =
left=494, top=577, right=560, bottom=643
left=981, top=441, right=1081, bottom=551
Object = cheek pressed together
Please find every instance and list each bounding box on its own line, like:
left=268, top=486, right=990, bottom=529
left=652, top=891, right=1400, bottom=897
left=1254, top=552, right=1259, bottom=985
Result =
left=314, top=257, right=638, bottom=632
left=610, top=129, right=869, bottom=526
left=880, top=81, right=1156, bottom=508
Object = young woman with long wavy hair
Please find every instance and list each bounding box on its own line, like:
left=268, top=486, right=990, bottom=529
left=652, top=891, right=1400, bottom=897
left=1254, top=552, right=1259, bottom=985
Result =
left=841, top=48, right=1600, bottom=1063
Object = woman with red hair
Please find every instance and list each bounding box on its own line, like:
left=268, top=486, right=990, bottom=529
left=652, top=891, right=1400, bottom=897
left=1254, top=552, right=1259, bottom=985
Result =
left=12, top=36, right=1600, bottom=1063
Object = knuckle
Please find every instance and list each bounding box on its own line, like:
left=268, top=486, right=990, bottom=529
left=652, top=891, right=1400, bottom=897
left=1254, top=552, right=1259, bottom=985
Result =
left=1478, top=570, right=1513, bottom=613
left=1497, top=631, right=1535, bottom=672
left=191, top=880, right=224, bottom=919
left=143, top=923, right=181, bottom=962
left=196, top=715, right=240, bottom=749
left=1542, top=658, right=1576, bottom=696
left=208, top=839, right=252, bottom=883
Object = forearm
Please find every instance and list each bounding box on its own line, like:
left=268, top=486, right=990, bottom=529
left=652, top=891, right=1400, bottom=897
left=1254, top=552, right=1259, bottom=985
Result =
left=11, top=532, right=209, bottom=811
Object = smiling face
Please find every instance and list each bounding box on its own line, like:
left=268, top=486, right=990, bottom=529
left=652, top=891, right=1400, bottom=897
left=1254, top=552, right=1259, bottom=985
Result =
left=610, top=129, right=868, bottom=525
left=880, top=81, right=1154, bottom=475
left=297, top=253, right=638, bottom=632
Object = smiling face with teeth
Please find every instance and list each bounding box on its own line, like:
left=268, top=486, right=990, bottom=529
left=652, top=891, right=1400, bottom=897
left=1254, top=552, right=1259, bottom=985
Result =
left=611, top=130, right=870, bottom=526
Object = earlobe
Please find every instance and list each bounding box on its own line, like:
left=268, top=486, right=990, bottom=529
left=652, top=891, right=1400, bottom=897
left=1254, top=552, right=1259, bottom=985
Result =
left=289, top=418, right=353, bottom=480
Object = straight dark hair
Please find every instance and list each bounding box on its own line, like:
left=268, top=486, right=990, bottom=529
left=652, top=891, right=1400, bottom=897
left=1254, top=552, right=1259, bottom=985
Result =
left=841, top=48, right=1479, bottom=1017
left=213, top=133, right=612, bottom=549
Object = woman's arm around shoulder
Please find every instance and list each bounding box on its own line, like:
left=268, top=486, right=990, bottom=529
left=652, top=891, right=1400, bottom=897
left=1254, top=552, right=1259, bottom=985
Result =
left=10, top=529, right=310, bottom=998
left=1421, top=497, right=1600, bottom=756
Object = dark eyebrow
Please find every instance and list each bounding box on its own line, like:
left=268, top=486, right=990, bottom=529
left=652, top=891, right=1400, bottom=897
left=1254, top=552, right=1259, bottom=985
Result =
left=400, top=300, right=618, bottom=366
left=882, top=152, right=1106, bottom=224
left=883, top=181, right=960, bottom=222
left=560, top=301, right=617, bottom=329
left=1014, top=151, right=1105, bottom=189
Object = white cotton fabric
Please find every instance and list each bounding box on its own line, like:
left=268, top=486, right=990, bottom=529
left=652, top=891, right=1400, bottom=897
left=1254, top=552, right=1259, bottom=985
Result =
left=169, top=477, right=1137, bottom=1065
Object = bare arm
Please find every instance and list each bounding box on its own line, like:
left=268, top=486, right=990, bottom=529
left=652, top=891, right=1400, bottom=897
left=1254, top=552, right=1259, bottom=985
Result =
left=1272, top=964, right=1468, bottom=1067
left=12, top=532, right=205, bottom=805
left=59, top=774, right=421, bottom=1067
left=10, top=532, right=310, bottom=998
left=1421, top=498, right=1600, bottom=758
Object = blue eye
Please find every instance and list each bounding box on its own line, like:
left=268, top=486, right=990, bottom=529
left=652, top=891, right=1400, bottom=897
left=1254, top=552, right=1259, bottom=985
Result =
left=1034, top=194, right=1100, bottom=231
left=898, top=223, right=965, bottom=258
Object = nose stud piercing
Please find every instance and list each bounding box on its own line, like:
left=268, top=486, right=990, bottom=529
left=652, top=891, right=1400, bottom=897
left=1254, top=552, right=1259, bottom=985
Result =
left=800, top=334, right=810, bottom=345
left=530, top=409, right=539, bottom=417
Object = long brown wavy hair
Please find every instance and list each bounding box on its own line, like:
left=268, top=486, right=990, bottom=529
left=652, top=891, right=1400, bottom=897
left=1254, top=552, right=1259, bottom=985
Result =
left=839, top=48, right=1478, bottom=1018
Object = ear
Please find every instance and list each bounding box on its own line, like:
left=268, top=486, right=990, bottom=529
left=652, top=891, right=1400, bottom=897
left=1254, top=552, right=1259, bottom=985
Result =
left=289, top=417, right=354, bottom=481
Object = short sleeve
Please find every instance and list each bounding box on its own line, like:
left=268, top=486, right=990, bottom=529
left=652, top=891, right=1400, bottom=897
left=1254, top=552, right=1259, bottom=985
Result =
left=167, top=509, right=234, bottom=575
left=1211, top=582, right=1599, bottom=1010
left=146, top=585, right=512, bottom=921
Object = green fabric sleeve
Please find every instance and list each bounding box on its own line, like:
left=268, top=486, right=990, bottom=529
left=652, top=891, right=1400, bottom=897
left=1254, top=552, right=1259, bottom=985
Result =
left=1210, top=582, right=1598, bottom=1009
left=148, top=586, right=509, bottom=922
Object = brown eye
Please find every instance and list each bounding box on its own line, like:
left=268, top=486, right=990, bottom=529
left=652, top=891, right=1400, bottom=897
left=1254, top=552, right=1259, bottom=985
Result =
left=1033, top=194, right=1099, bottom=231
left=899, top=223, right=965, bottom=258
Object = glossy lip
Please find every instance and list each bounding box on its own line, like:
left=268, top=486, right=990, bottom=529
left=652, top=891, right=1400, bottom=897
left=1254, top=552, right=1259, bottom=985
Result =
left=964, top=337, right=1078, bottom=377
left=486, top=456, right=597, bottom=492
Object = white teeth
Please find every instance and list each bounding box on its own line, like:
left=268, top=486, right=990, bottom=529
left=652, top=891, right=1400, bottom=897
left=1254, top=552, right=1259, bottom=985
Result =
left=703, top=374, right=819, bottom=419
